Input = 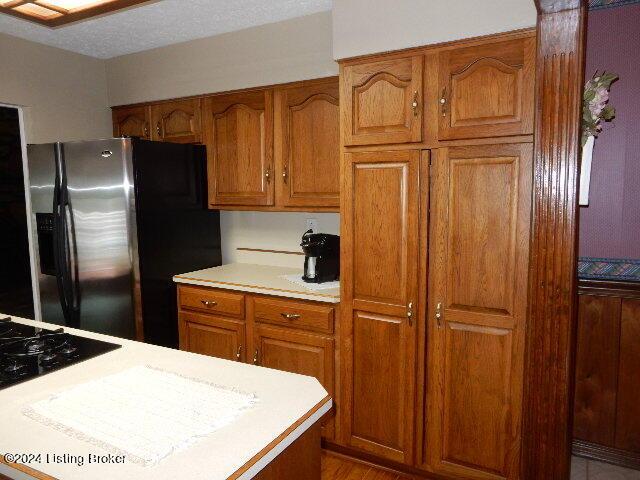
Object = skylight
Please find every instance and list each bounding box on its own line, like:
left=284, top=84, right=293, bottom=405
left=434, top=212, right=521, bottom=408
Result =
left=0, top=0, right=150, bottom=27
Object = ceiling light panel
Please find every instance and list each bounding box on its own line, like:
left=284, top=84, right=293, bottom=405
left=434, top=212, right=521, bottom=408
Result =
left=0, top=0, right=149, bottom=26
left=38, top=0, right=106, bottom=11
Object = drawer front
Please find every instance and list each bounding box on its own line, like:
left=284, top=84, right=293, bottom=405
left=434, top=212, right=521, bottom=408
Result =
left=179, top=286, right=245, bottom=318
left=252, top=297, right=334, bottom=334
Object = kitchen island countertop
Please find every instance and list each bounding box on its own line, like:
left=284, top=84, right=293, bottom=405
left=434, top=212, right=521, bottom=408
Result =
left=0, top=316, right=331, bottom=480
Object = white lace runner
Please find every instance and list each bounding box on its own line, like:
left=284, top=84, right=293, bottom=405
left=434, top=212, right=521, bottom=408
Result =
left=23, top=365, right=258, bottom=466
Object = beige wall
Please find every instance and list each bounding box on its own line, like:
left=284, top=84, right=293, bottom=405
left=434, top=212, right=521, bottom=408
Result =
left=0, top=33, right=111, bottom=144
left=220, top=212, right=340, bottom=268
left=332, top=0, right=537, bottom=59
left=106, top=11, right=337, bottom=106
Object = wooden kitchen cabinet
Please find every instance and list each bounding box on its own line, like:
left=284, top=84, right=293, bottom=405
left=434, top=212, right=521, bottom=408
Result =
left=274, top=77, right=340, bottom=209
left=342, top=55, right=423, bottom=146
left=204, top=89, right=274, bottom=208
left=340, top=149, right=420, bottom=464
left=177, top=284, right=339, bottom=441
left=112, top=105, right=150, bottom=139
left=251, top=323, right=336, bottom=438
left=437, top=36, right=535, bottom=141
left=179, top=311, right=245, bottom=362
left=422, top=144, right=532, bottom=479
left=150, top=98, right=203, bottom=143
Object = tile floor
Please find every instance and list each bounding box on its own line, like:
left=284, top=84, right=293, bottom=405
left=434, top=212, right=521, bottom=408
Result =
left=572, top=456, right=640, bottom=480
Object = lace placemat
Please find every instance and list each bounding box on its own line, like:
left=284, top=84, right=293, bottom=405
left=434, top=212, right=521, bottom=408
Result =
left=23, top=365, right=258, bottom=466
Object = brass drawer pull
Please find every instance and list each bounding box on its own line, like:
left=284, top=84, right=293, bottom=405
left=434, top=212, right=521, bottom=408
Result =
left=280, top=313, right=301, bottom=320
left=253, top=349, right=259, bottom=365
left=236, top=345, right=242, bottom=361
left=407, top=301, right=414, bottom=326
left=201, top=300, right=217, bottom=307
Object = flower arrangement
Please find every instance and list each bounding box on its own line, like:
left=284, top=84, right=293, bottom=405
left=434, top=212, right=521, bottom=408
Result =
left=582, top=71, right=618, bottom=146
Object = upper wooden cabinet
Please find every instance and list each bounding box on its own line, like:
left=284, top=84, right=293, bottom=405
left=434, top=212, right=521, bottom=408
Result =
left=437, top=37, right=535, bottom=140
left=342, top=56, right=423, bottom=146
left=340, top=149, right=420, bottom=464
left=150, top=98, right=203, bottom=143
left=204, top=89, right=274, bottom=207
left=275, top=78, right=340, bottom=208
left=423, top=144, right=532, bottom=479
left=112, top=105, right=150, bottom=139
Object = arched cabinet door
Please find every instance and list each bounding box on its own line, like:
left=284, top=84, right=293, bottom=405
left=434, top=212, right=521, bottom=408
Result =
left=150, top=98, right=203, bottom=144
left=275, top=77, right=340, bottom=209
left=112, top=105, right=150, bottom=139
left=342, top=56, right=423, bottom=146
left=204, top=89, right=274, bottom=207
left=438, top=36, right=535, bottom=140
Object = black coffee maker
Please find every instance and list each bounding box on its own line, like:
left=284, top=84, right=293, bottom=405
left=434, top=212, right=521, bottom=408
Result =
left=300, top=229, right=340, bottom=283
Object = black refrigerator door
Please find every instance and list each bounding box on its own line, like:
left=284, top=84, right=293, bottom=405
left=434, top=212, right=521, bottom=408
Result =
left=132, top=140, right=221, bottom=348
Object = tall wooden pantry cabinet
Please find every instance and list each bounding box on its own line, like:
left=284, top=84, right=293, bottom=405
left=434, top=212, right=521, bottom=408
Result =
left=338, top=30, right=535, bottom=480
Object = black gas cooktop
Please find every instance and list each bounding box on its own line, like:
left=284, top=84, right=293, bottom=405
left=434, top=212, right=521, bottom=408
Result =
left=0, top=317, right=121, bottom=390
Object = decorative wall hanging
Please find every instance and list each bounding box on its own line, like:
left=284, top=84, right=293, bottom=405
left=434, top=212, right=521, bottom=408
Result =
left=580, top=71, right=618, bottom=206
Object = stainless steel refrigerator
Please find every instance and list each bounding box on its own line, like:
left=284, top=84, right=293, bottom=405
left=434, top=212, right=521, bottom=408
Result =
left=27, top=138, right=221, bottom=348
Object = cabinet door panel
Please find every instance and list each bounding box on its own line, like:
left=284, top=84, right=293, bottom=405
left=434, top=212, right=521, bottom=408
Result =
left=424, top=144, right=532, bottom=479
left=342, top=56, right=423, bottom=146
left=205, top=90, right=274, bottom=207
left=179, top=312, right=244, bottom=362
left=112, top=105, right=150, bottom=139
left=341, top=149, right=419, bottom=464
left=253, top=325, right=335, bottom=439
left=150, top=98, right=202, bottom=143
left=275, top=78, right=340, bottom=208
left=345, top=150, right=419, bottom=317
left=349, top=311, right=412, bottom=462
left=438, top=37, right=535, bottom=140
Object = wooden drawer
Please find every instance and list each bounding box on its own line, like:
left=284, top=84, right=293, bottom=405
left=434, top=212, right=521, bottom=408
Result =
left=252, top=297, right=334, bottom=334
left=178, top=285, right=245, bottom=318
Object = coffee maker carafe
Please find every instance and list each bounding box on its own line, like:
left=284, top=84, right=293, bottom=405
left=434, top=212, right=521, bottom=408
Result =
left=300, top=229, right=340, bottom=283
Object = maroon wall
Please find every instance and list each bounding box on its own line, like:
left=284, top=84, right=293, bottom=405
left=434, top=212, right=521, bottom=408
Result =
left=579, top=4, right=640, bottom=260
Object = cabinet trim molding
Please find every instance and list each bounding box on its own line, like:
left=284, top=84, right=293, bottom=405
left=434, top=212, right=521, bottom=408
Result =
left=522, top=2, right=587, bottom=479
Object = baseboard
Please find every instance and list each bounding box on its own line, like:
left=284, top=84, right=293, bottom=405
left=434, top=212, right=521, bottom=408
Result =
left=573, top=439, right=640, bottom=470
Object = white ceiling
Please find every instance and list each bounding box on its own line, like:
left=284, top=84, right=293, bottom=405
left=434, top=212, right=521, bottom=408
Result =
left=0, top=0, right=332, bottom=59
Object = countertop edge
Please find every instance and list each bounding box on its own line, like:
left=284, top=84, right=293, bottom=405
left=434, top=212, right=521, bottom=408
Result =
left=234, top=396, right=332, bottom=480
left=173, top=276, right=341, bottom=304
left=0, top=397, right=333, bottom=480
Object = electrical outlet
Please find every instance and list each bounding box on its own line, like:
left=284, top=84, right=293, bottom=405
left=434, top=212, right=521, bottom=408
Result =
left=306, top=218, right=318, bottom=232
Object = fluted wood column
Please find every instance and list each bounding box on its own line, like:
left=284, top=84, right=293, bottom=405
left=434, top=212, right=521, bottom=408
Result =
left=523, top=1, right=587, bottom=479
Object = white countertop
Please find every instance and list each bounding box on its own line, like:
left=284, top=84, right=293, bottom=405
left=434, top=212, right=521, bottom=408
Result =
left=0, top=316, right=331, bottom=480
left=173, top=263, right=340, bottom=303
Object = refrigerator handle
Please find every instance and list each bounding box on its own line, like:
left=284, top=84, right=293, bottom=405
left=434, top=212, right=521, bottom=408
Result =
left=52, top=143, right=81, bottom=327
